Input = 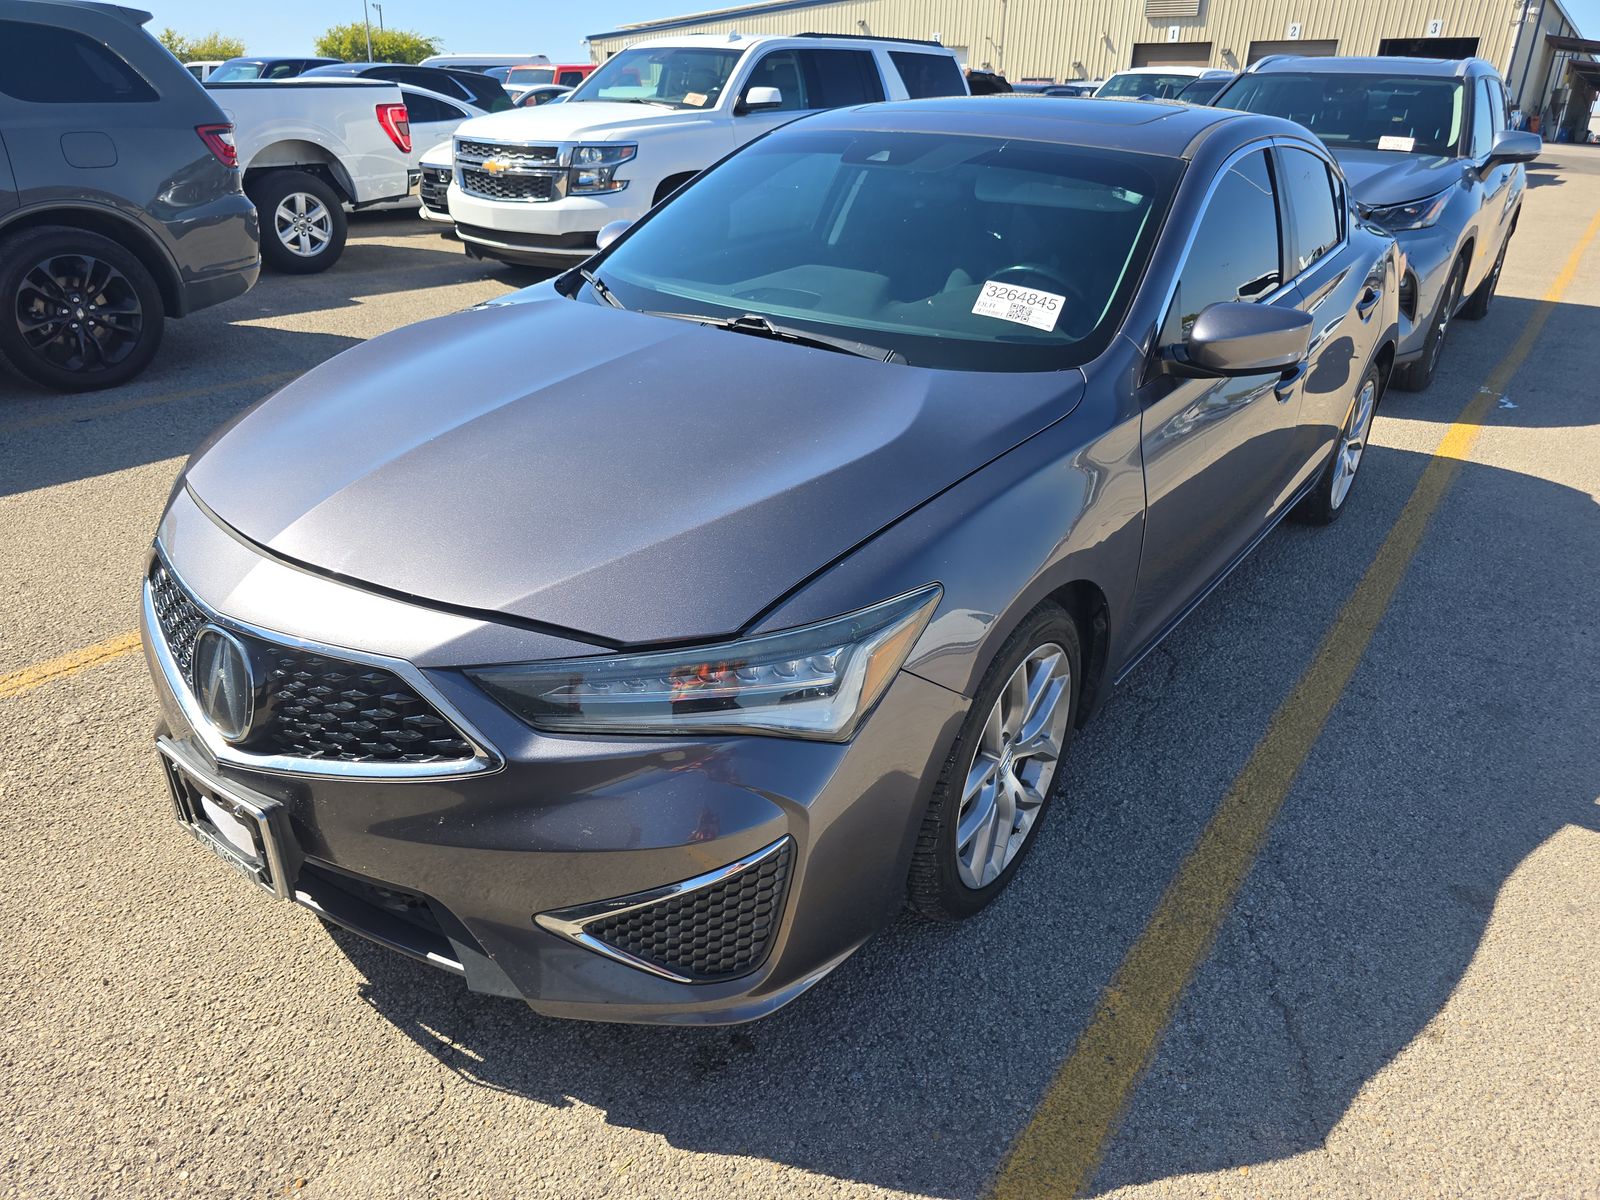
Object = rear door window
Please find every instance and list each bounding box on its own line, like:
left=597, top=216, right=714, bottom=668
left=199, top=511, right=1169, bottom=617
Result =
left=0, top=19, right=158, bottom=103
left=889, top=51, right=965, bottom=99
left=799, top=50, right=885, bottom=108
left=1162, top=149, right=1283, bottom=344
left=1276, top=147, right=1340, bottom=276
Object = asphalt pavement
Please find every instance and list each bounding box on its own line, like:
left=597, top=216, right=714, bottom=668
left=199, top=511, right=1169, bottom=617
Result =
left=2, top=153, right=1597, bottom=1199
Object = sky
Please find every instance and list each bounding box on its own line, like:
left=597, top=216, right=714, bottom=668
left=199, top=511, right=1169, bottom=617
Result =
left=146, top=0, right=1600, bottom=65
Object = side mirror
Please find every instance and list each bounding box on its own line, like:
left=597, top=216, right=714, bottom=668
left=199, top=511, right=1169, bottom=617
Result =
left=739, top=85, right=783, bottom=113
left=1174, top=302, right=1311, bottom=377
left=1485, top=128, right=1541, bottom=169
left=595, top=219, right=631, bottom=251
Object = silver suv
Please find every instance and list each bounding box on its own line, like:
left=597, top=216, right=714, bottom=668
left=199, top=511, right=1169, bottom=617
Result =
left=1215, top=55, right=1539, bottom=390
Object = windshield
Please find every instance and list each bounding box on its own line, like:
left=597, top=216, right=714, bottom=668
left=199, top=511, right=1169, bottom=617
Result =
left=1216, top=72, right=1465, bottom=156
left=507, top=66, right=555, bottom=86
left=210, top=61, right=264, bottom=82
left=572, top=46, right=741, bottom=108
left=1097, top=71, right=1196, bottom=99
left=587, top=129, right=1180, bottom=373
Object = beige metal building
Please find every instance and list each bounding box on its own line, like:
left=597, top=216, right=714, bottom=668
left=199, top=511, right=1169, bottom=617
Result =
left=587, top=0, right=1595, bottom=139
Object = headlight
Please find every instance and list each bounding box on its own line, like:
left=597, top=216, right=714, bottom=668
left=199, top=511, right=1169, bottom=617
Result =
left=467, top=585, right=941, bottom=741
left=568, top=143, right=636, bottom=194
left=1366, top=188, right=1451, bottom=232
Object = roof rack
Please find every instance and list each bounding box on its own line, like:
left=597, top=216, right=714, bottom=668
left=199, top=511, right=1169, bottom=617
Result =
left=796, top=31, right=947, bottom=48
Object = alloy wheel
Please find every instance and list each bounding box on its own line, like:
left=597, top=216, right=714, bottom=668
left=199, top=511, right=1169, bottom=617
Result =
left=1330, top=377, right=1377, bottom=510
left=955, top=644, right=1072, bottom=889
left=13, top=253, right=144, bottom=373
left=274, top=192, right=334, bottom=258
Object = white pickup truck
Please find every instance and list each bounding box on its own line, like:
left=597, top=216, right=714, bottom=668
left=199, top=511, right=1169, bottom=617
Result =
left=441, top=32, right=968, bottom=268
left=205, top=79, right=416, bottom=272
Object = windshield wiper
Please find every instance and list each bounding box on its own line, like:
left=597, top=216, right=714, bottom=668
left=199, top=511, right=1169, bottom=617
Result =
left=640, top=310, right=906, bottom=363
left=580, top=268, right=624, bottom=309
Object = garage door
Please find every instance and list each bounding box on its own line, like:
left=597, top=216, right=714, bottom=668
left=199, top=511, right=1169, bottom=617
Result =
left=1247, top=39, right=1338, bottom=64
left=1131, top=41, right=1212, bottom=67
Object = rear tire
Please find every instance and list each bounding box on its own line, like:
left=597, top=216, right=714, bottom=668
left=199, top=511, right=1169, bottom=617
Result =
left=1395, top=257, right=1464, bottom=392
left=250, top=171, right=348, bottom=274
left=908, top=605, right=1081, bottom=922
left=1293, top=361, right=1382, bottom=526
left=0, top=225, right=164, bottom=394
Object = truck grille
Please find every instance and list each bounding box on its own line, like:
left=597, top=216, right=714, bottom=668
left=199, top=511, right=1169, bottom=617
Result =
left=149, top=560, right=475, bottom=766
left=456, top=139, right=558, bottom=164
left=550, top=840, right=793, bottom=982
left=419, top=166, right=451, bottom=214
left=460, top=169, right=557, bottom=203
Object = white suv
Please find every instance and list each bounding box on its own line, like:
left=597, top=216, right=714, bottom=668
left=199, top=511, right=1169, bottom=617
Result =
left=442, top=32, right=967, bottom=267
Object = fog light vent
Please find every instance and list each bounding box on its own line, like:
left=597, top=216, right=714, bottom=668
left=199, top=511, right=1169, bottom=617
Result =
left=536, top=838, right=793, bottom=983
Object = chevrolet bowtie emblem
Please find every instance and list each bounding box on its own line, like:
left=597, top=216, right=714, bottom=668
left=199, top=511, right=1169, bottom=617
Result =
left=483, top=157, right=509, bottom=174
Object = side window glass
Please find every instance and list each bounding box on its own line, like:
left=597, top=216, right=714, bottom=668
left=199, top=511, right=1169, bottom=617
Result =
left=405, top=93, right=456, bottom=124
left=1472, top=78, right=1495, bottom=158
left=558, top=70, right=586, bottom=87
left=1162, top=150, right=1281, bottom=345
left=889, top=51, right=965, bottom=99
left=1278, top=147, right=1340, bottom=275
left=744, top=50, right=810, bottom=111
left=0, top=19, right=157, bottom=103
left=799, top=50, right=885, bottom=108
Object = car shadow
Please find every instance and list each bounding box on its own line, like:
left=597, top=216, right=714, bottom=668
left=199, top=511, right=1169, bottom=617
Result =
left=1524, top=160, right=1565, bottom=187
left=324, top=440, right=1598, bottom=1196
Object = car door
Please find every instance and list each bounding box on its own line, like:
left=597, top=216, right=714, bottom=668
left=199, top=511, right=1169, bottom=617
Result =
left=1273, top=143, right=1381, bottom=501
left=1476, top=76, right=1519, bottom=268
left=1129, top=145, right=1305, bottom=652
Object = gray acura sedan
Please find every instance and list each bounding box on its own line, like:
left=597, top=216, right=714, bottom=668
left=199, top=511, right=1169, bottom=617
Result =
left=143, top=98, right=1399, bottom=1024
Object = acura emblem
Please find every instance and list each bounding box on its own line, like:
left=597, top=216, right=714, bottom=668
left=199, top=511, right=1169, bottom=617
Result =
left=191, top=626, right=255, bottom=744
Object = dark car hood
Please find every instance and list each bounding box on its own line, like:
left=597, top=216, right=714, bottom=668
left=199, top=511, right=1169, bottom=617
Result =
left=186, top=297, right=1084, bottom=645
left=1332, top=148, right=1463, bottom=207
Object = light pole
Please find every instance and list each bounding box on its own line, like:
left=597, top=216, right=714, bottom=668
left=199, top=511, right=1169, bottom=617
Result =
left=373, top=3, right=383, bottom=34
left=361, top=0, right=374, bottom=61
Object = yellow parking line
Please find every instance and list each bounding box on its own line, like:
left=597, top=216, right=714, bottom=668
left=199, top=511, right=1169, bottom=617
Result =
left=0, top=632, right=142, bottom=701
left=0, top=371, right=299, bottom=435
left=991, top=203, right=1600, bottom=1200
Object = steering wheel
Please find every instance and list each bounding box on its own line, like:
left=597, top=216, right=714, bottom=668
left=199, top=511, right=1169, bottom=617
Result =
left=988, top=263, right=1091, bottom=334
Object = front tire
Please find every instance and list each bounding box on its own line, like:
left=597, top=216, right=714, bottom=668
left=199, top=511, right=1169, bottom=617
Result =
left=0, top=225, right=164, bottom=393
left=1395, top=257, right=1464, bottom=392
left=250, top=171, right=348, bottom=274
left=908, top=605, right=1081, bottom=922
left=1460, top=237, right=1509, bottom=321
left=1294, top=362, right=1382, bottom=526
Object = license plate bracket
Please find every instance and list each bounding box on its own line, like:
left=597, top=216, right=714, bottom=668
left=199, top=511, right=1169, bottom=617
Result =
left=158, top=738, right=293, bottom=900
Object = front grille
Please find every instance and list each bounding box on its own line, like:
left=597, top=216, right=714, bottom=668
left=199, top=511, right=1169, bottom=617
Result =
left=419, top=166, right=451, bottom=214
left=456, top=139, right=558, bottom=164
left=149, top=560, right=475, bottom=765
left=584, top=841, right=793, bottom=981
left=461, top=168, right=556, bottom=202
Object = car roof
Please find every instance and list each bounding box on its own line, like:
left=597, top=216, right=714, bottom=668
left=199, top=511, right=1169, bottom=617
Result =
left=1248, top=54, right=1489, bottom=78
left=620, top=31, right=954, bottom=53
left=802, top=96, right=1303, bottom=160
left=1107, top=66, right=1222, bottom=77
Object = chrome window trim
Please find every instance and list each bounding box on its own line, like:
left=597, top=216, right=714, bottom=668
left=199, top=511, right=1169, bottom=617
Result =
left=534, top=837, right=792, bottom=984
left=145, top=546, right=504, bottom=782
left=1152, top=135, right=1351, bottom=345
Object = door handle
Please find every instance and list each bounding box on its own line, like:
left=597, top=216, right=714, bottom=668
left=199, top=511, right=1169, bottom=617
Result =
left=1356, top=286, right=1382, bottom=320
left=1275, top=360, right=1308, bottom=403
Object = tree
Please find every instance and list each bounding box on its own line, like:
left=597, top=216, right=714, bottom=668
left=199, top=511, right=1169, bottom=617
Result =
left=157, top=28, right=245, bottom=61
left=313, top=23, right=440, bottom=64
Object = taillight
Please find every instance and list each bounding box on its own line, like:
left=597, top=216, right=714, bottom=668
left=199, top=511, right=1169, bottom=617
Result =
left=376, top=103, right=411, bottom=155
left=195, top=123, right=238, bottom=169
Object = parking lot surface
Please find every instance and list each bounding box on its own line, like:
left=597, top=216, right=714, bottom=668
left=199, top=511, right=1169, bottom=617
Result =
left=3, top=151, right=1597, bottom=1199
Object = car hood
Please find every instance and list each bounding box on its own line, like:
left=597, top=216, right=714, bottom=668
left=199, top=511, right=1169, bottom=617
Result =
left=185, top=296, right=1084, bottom=646
left=452, top=100, right=705, bottom=144
left=1332, top=148, right=1463, bottom=207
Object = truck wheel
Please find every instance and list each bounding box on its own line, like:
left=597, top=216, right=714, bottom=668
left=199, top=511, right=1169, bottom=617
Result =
left=250, top=171, right=347, bottom=274
left=0, top=225, right=164, bottom=394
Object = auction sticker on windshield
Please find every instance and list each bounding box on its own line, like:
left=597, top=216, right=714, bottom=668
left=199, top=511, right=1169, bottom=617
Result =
left=1378, top=135, right=1417, bottom=152
left=972, top=281, right=1065, bottom=332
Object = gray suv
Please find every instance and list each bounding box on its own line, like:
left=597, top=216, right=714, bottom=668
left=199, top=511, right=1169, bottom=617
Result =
left=0, top=0, right=260, bottom=393
left=1216, top=56, right=1539, bottom=390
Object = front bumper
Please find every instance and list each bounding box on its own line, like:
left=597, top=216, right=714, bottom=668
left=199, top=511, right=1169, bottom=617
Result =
left=140, top=491, right=965, bottom=1024
left=447, top=183, right=645, bottom=267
